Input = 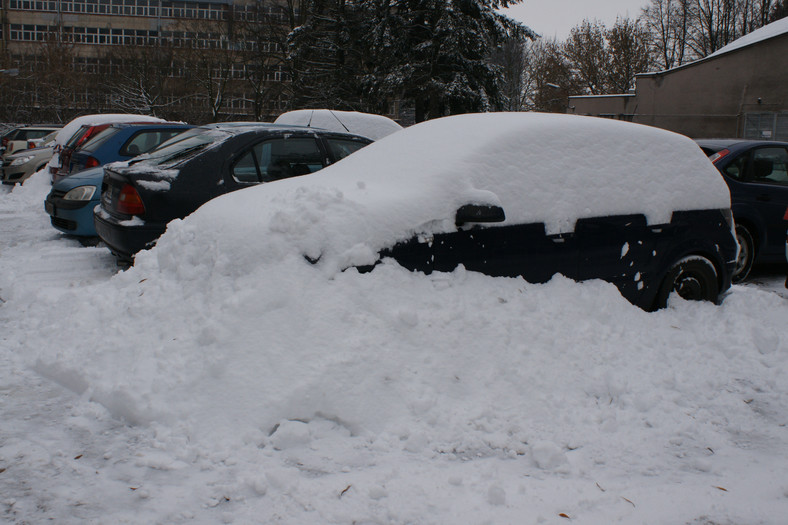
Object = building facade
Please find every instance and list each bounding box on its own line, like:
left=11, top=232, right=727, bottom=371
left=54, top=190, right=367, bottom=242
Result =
left=0, top=0, right=289, bottom=122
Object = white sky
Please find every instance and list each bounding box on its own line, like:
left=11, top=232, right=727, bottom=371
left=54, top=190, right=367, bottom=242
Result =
left=502, top=0, right=649, bottom=40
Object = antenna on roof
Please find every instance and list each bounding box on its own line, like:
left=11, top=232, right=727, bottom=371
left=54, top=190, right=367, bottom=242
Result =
left=329, top=110, right=350, bottom=132
left=306, top=110, right=314, bottom=128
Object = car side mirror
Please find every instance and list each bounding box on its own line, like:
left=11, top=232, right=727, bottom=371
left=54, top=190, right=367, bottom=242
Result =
left=455, top=204, right=506, bottom=226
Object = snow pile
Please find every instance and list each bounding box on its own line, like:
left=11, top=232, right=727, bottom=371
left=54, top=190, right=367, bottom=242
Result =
left=708, top=16, right=788, bottom=59
left=275, top=109, right=403, bottom=140
left=1, top=114, right=787, bottom=524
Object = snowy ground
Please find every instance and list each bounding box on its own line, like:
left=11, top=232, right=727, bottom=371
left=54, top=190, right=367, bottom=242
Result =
left=1, top=170, right=788, bottom=524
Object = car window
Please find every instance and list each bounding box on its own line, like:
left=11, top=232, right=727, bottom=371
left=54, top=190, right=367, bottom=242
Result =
left=120, top=129, right=187, bottom=156
left=19, top=129, right=54, bottom=140
left=751, top=147, right=788, bottom=185
left=232, top=150, right=259, bottom=183
left=325, top=138, right=368, bottom=161
left=231, top=137, right=323, bottom=184
left=723, top=153, right=748, bottom=180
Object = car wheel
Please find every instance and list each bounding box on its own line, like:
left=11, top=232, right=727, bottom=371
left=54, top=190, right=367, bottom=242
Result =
left=731, top=225, right=755, bottom=284
left=654, top=256, right=719, bottom=309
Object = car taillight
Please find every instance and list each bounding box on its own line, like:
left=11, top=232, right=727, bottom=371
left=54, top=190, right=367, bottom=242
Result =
left=1, top=137, right=7, bottom=147
left=117, top=184, right=145, bottom=215
left=27, top=140, right=37, bottom=149
left=708, top=149, right=730, bottom=164
left=784, top=207, right=788, bottom=221
left=84, top=156, right=100, bottom=169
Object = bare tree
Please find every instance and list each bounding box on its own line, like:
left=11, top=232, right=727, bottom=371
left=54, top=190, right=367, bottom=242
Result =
left=106, top=42, right=181, bottom=118
left=640, top=0, right=775, bottom=69
left=520, top=38, right=581, bottom=112
left=563, top=20, right=610, bottom=95
left=641, top=0, right=692, bottom=69
left=236, top=1, right=293, bottom=120
left=606, top=17, right=654, bottom=92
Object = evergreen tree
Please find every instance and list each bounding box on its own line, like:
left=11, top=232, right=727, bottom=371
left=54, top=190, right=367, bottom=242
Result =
left=287, top=0, right=531, bottom=122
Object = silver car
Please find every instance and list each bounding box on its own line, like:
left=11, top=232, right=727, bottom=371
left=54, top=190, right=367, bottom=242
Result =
left=0, top=131, right=57, bottom=184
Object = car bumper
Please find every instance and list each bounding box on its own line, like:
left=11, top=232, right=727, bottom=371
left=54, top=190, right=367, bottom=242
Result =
left=93, top=210, right=165, bottom=261
left=45, top=195, right=100, bottom=237
left=1, top=168, right=32, bottom=184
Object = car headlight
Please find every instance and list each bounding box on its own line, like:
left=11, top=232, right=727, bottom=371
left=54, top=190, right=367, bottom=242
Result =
left=63, top=186, right=97, bottom=201
left=9, top=155, right=34, bottom=166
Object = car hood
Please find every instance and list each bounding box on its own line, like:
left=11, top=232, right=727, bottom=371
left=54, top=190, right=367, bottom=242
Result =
left=6, top=146, right=54, bottom=159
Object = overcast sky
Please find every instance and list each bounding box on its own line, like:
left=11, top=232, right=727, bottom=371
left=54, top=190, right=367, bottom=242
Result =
left=502, top=0, right=649, bottom=40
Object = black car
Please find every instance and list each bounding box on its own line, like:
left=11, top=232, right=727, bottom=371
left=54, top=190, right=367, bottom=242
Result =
left=697, top=139, right=788, bottom=282
left=94, top=124, right=373, bottom=262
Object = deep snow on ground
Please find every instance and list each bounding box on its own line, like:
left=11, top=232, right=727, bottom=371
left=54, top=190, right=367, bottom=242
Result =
left=1, top=168, right=788, bottom=524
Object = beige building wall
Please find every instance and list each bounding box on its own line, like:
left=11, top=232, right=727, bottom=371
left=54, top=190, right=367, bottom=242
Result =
left=570, top=32, right=788, bottom=139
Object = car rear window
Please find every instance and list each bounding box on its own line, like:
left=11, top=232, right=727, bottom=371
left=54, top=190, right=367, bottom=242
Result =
left=120, top=129, right=187, bottom=156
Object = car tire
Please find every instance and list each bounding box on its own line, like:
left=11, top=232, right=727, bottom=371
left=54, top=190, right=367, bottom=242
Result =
left=654, top=256, right=719, bottom=309
left=731, top=225, right=755, bottom=284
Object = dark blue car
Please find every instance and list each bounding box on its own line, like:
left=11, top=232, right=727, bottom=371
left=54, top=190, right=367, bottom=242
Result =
left=46, top=122, right=193, bottom=237
left=697, top=139, right=788, bottom=282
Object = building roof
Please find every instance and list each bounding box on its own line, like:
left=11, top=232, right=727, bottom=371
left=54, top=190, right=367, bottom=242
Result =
left=640, top=16, right=788, bottom=77
left=707, top=16, right=788, bottom=59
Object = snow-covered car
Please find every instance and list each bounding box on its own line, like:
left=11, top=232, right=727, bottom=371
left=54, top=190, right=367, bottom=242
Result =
left=697, top=139, right=788, bottom=282
left=0, top=131, right=57, bottom=184
left=274, top=109, right=403, bottom=140
left=94, top=124, right=373, bottom=262
left=143, top=113, right=738, bottom=311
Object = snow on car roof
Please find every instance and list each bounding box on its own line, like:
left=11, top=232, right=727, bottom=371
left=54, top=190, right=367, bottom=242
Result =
left=145, top=112, right=730, bottom=276
left=54, top=114, right=168, bottom=147
left=274, top=109, right=403, bottom=140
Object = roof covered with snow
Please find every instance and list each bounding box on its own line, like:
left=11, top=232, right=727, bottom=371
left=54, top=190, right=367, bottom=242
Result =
left=707, top=16, right=788, bottom=59
left=274, top=109, right=403, bottom=141
left=54, top=114, right=168, bottom=146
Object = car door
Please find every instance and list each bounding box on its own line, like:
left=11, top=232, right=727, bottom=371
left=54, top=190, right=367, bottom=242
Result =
left=430, top=221, right=580, bottom=284
left=745, top=146, right=788, bottom=258
left=574, top=214, right=658, bottom=305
